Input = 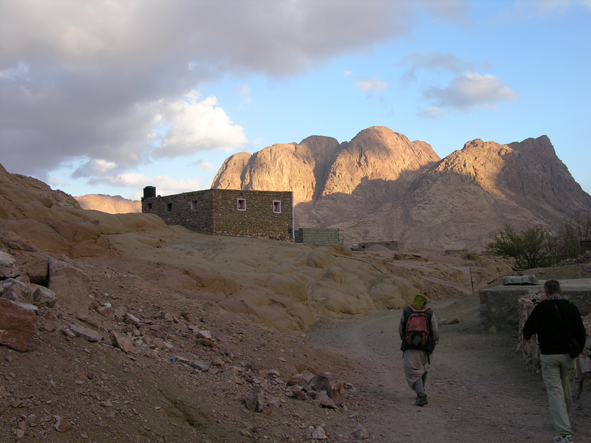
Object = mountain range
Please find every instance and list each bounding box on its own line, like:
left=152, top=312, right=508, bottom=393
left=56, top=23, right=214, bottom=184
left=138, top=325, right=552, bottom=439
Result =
left=212, top=126, right=591, bottom=250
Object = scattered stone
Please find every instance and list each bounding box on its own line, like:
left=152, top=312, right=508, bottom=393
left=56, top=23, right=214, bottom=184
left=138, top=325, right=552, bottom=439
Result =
left=352, top=426, right=370, bottom=440
left=70, top=324, right=102, bottom=342
left=61, top=328, right=76, bottom=338
left=0, top=250, right=16, bottom=267
left=96, top=302, right=112, bottom=316
left=316, top=391, right=337, bottom=409
left=311, top=372, right=346, bottom=405
left=54, top=417, right=71, bottom=433
left=197, top=330, right=212, bottom=340
left=288, top=371, right=315, bottom=389
left=190, top=360, right=210, bottom=372
left=311, top=426, right=328, bottom=440
left=111, top=332, right=135, bottom=353
left=0, top=278, right=31, bottom=302
left=32, top=286, right=57, bottom=308
left=243, top=386, right=265, bottom=412
left=442, top=316, right=461, bottom=325
left=170, top=354, right=190, bottom=365
left=124, top=312, right=142, bottom=327
left=0, top=299, right=37, bottom=352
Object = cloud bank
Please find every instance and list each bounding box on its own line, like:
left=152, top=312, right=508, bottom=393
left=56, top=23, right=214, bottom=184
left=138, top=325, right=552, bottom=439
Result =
left=0, top=0, right=467, bottom=191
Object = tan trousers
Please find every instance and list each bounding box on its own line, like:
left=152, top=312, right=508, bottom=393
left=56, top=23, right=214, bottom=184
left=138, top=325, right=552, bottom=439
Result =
left=541, top=353, right=576, bottom=436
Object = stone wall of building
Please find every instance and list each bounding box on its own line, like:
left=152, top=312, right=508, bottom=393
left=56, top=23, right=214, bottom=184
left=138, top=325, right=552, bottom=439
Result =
left=141, top=189, right=293, bottom=241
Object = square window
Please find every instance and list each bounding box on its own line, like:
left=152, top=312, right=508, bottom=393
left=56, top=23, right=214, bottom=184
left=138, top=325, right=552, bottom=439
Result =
left=190, top=200, right=198, bottom=210
left=273, top=200, right=281, bottom=214
left=147, top=203, right=152, bottom=210
left=237, top=198, right=246, bottom=211
left=167, top=202, right=172, bottom=212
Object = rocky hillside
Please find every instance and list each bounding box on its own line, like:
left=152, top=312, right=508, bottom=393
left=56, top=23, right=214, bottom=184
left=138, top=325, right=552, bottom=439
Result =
left=213, top=127, right=591, bottom=250
left=76, top=194, right=141, bottom=214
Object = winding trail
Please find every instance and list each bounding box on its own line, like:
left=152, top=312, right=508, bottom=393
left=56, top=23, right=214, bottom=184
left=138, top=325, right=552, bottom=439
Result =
left=305, top=296, right=590, bottom=443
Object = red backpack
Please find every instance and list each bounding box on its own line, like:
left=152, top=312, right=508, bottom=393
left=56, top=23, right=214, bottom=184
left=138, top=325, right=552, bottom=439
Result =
left=405, top=306, right=430, bottom=348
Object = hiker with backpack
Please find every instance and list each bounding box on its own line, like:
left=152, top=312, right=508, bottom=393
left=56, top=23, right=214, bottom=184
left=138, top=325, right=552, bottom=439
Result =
left=398, top=293, right=439, bottom=406
left=523, top=279, right=586, bottom=443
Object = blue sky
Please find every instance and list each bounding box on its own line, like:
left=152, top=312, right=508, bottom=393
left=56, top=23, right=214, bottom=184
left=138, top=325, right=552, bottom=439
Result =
left=1, top=0, right=589, bottom=200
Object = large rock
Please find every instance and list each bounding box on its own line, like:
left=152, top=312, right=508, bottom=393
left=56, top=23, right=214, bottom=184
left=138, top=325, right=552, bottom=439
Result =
left=0, top=278, right=31, bottom=302
left=32, top=286, right=57, bottom=308
left=48, top=259, right=91, bottom=317
left=0, top=299, right=37, bottom=351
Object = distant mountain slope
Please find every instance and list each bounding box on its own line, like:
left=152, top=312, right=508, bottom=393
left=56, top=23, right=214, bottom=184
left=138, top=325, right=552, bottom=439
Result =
left=76, top=194, right=141, bottom=214
left=212, top=127, right=591, bottom=250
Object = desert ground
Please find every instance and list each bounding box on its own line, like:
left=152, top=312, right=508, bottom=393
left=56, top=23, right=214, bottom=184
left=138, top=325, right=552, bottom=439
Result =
left=1, top=225, right=590, bottom=443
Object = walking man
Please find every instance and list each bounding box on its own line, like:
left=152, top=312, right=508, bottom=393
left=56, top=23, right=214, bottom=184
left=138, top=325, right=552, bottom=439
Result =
left=398, top=293, right=439, bottom=406
left=523, top=279, right=587, bottom=443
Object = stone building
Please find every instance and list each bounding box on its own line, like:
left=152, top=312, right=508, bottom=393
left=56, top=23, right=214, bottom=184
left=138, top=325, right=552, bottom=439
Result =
left=141, top=187, right=293, bottom=241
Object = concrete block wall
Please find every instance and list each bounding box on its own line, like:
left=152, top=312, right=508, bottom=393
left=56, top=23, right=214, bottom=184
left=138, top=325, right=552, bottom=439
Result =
left=295, top=228, right=340, bottom=245
left=142, top=189, right=293, bottom=241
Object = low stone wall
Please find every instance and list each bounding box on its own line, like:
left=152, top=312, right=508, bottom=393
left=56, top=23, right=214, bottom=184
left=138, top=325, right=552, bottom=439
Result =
left=480, top=278, right=591, bottom=333
left=358, top=241, right=404, bottom=251
left=517, top=294, right=591, bottom=398
left=445, top=249, right=468, bottom=257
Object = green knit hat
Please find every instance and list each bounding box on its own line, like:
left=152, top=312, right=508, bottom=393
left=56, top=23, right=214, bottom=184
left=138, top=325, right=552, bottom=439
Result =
left=411, top=294, right=428, bottom=310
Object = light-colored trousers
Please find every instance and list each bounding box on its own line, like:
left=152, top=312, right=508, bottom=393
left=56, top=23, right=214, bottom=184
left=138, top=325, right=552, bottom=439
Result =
left=541, top=353, right=576, bottom=436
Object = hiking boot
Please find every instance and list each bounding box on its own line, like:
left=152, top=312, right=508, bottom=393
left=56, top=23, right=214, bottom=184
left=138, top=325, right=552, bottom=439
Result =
left=415, top=395, right=428, bottom=407
left=553, top=435, right=573, bottom=443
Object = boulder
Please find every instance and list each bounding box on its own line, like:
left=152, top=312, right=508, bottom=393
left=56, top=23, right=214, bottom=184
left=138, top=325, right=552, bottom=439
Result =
left=0, top=299, right=37, bottom=351
left=310, top=372, right=346, bottom=405
left=32, top=286, right=57, bottom=308
left=0, top=250, right=15, bottom=267
left=111, top=332, right=135, bottom=353
left=70, top=324, right=102, bottom=342
left=48, top=259, right=91, bottom=316
left=0, top=278, right=31, bottom=302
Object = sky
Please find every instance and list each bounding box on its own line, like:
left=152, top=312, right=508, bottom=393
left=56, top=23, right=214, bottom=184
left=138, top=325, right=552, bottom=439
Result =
left=1, top=0, right=590, bottom=201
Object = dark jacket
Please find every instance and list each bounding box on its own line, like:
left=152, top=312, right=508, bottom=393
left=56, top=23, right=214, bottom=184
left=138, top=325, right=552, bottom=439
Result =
left=523, top=298, right=586, bottom=355
left=398, top=306, right=439, bottom=353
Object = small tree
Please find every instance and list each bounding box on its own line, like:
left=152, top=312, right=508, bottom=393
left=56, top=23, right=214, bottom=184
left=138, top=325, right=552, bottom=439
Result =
left=487, top=224, right=553, bottom=269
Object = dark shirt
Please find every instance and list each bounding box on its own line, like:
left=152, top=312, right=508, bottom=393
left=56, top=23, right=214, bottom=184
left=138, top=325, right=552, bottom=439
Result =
left=523, top=298, right=586, bottom=355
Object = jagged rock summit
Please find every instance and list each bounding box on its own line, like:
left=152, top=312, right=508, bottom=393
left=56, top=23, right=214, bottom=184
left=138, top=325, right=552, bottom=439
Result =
left=213, top=127, right=591, bottom=250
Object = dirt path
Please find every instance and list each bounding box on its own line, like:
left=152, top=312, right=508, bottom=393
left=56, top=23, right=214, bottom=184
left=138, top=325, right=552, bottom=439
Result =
left=305, top=295, right=591, bottom=443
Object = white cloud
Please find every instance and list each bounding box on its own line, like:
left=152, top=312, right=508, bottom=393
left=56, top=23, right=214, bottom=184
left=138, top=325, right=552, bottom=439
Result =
left=234, top=85, right=251, bottom=95
left=355, top=76, right=389, bottom=92
left=153, top=92, right=247, bottom=158
left=397, top=50, right=489, bottom=83
left=421, top=73, right=518, bottom=114
left=196, top=160, right=215, bottom=171
left=503, top=0, right=591, bottom=20
left=86, top=171, right=204, bottom=197
left=0, top=0, right=468, bottom=187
